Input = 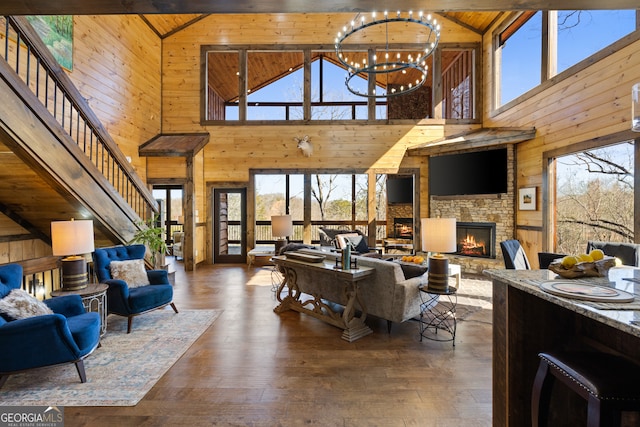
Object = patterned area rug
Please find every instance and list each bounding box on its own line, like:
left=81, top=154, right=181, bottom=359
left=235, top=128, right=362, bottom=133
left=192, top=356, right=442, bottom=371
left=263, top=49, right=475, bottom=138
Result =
left=0, top=308, right=221, bottom=406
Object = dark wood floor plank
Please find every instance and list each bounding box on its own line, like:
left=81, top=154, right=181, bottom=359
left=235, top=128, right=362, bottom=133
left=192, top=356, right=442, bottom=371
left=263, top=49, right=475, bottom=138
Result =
left=64, top=262, right=492, bottom=426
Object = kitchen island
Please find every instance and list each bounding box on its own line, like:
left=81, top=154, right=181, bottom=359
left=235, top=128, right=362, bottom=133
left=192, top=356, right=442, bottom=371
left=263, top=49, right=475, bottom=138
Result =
left=485, top=267, right=640, bottom=426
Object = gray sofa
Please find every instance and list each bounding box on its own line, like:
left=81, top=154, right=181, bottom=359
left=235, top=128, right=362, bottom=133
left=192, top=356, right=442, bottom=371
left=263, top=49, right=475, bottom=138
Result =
left=295, top=248, right=429, bottom=330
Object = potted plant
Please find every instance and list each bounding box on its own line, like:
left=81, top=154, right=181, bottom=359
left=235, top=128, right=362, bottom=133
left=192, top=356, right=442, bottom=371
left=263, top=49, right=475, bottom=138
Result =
left=129, top=214, right=167, bottom=269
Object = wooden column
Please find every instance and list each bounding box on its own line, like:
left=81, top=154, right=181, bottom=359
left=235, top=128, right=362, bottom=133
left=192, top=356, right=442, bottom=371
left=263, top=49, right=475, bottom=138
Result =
left=184, top=156, right=196, bottom=271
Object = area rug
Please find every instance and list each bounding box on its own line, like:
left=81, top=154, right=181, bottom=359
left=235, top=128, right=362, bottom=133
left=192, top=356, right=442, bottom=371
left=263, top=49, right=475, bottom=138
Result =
left=453, top=275, right=493, bottom=320
left=0, top=308, right=221, bottom=406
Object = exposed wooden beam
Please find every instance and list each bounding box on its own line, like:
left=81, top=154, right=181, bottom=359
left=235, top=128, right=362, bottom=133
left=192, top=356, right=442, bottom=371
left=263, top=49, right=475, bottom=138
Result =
left=0, top=202, right=51, bottom=243
left=0, top=0, right=637, bottom=15
left=407, top=127, right=537, bottom=156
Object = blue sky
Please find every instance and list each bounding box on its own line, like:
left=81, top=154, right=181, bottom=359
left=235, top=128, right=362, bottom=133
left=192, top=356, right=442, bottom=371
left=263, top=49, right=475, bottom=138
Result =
left=501, top=10, right=636, bottom=105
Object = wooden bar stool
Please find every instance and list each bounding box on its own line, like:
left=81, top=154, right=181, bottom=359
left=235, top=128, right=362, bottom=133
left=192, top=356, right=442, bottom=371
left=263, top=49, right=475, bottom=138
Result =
left=532, top=351, right=640, bottom=426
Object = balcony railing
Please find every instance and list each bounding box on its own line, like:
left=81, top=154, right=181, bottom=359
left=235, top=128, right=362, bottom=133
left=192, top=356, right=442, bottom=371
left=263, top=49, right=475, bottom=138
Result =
left=0, top=16, right=157, bottom=220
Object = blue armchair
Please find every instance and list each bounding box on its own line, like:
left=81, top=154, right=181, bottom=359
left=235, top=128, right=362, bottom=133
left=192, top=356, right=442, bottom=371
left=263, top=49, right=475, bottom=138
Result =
left=92, top=245, right=178, bottom=333
left=0, top=264, right=100, bottom=388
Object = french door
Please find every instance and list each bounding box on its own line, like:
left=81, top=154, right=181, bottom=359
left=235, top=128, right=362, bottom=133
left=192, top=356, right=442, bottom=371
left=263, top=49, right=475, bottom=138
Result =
left=213, top=188, right=247, bottom=263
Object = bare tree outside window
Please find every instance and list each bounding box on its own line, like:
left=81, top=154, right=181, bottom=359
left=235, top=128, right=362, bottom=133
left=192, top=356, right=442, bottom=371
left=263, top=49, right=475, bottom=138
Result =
left=555, top=141, right=634, bottom=255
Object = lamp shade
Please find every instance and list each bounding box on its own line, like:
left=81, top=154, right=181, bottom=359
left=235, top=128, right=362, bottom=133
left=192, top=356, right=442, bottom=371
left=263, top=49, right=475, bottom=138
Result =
left=271, top=215, right=293, bottom=238
left=51, top=219, right=95, bottom=256
left=421, top=218, right=457, bottom=253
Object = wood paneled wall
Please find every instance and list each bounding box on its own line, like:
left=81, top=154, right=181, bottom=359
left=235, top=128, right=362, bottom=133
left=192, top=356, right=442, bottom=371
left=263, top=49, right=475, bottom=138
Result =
left=40, top=12, right=640, bottom=266
left=482, top=16, right=640, bottom=264
left=70, top=15, right=162, bottom=183
left=155, top=13, right=481, bottom=261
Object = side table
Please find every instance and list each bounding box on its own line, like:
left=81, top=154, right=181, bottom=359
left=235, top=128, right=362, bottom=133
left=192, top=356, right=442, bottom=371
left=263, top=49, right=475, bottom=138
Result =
left=418, top=285, right=457, bottom=346
left=247, top=246, right=276, bottom=269
left=51, top=283, right=109, bottom=336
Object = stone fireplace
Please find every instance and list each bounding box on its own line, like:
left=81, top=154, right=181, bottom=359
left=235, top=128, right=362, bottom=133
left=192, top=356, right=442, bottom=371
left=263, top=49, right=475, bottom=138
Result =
left=455, top=222, right=496, bottom=259
left=428, top=145, right=516, bottom=274
left=393, top=217, right=413, bottom=239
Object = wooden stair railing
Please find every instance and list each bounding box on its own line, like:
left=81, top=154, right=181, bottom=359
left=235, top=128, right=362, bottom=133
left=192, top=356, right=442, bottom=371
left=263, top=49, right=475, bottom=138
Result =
left=0, top=16, right=157, bottom=221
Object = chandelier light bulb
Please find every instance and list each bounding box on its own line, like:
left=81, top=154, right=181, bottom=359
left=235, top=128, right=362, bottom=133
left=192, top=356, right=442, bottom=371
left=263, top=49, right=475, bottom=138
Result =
left=335, top=10, right=441, bottom=98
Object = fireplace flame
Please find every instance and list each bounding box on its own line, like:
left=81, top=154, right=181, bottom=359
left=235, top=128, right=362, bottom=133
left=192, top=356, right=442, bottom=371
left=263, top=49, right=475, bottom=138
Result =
left=460, top=234, right=486, bottom=256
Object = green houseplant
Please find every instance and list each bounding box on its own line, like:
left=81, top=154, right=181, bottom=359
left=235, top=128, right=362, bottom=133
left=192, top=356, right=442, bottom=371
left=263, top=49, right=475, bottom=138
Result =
left=129, top=215, right=167, bottom=268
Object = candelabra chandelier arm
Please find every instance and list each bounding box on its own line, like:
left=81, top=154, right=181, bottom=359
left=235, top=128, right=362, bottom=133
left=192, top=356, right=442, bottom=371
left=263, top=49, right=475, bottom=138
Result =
left=334, top=11, right=441, bottom=98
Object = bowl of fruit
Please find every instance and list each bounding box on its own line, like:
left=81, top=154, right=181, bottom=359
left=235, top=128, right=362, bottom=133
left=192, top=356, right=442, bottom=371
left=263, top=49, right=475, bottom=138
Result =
left=548, top=249, right=618, bottom=278
left=401, top=255, right=425, bottom=265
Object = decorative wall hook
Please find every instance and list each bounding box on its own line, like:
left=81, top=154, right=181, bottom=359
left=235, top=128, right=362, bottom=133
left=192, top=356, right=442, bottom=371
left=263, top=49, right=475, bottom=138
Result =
left=294, top=135, right=313, bottom=157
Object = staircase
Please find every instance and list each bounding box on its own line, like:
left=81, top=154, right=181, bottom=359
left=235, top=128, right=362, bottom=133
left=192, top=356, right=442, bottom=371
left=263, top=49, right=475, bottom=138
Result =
left=0, top=16, right=157, bottom=247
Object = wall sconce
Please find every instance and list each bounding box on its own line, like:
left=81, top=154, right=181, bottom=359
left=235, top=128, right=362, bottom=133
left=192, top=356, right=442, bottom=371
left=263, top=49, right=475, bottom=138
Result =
left=51, top=219, right=95, bottom=290
left=633, top=83, right=640, bottom=132
left=271, top=215, right=293, bottom=254
left=421, top=218, right=457, bottom=292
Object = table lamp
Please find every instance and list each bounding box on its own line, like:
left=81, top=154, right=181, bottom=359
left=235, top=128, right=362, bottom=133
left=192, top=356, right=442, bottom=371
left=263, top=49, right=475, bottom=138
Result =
left=51, top=219, right=95, bottom=290
left=271, top=215, right=293, bottom=254
left=421, top=217, right=457, bottom=292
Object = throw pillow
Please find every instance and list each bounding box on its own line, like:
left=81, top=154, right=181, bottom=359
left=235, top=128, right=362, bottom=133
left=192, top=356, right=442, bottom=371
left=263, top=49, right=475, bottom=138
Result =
left=277, top=243, right=315, bottom=256
left=387, top=259, right=428, bottom=280
left=336, top=233, right=370, bottom=254
left=109, top=259, right=150, bottom=288
left=0, top=288, right=53, bottom=320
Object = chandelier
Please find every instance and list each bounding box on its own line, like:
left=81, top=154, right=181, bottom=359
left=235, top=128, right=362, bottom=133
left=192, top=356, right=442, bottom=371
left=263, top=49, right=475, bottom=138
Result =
left=334, top=11, right=441, bottom=98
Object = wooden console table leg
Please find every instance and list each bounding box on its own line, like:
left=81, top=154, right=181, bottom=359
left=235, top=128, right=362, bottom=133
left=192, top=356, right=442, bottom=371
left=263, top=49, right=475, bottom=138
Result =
left=273, top=265, right=372, bottom=342
left=341, top=280, right=372, bottom=342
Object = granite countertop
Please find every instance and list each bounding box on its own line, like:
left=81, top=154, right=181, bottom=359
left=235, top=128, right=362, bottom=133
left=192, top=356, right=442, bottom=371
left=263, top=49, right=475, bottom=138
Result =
left=484, top=267, right=640, bottom=339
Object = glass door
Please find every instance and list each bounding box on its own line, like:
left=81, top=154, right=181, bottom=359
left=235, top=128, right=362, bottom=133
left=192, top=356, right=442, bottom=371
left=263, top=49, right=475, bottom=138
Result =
left=214, top=188, right=247, bottom=263
left=152, top=185, right=184, bottom=252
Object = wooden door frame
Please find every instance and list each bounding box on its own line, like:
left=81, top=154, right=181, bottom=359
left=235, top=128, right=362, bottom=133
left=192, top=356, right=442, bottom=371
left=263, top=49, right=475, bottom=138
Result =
left=209, top=184, right=248, bottom=264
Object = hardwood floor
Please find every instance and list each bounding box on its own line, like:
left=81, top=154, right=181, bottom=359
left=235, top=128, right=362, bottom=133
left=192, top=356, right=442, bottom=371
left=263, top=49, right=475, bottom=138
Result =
left=65, top=260, right=493, bottom=426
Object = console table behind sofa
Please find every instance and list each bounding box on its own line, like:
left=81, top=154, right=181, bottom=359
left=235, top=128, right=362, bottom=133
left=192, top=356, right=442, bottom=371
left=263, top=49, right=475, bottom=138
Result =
left=280, top=248, right=428, bottom=332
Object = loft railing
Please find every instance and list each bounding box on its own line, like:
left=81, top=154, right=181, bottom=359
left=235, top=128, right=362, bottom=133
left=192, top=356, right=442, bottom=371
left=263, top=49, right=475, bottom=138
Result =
left=0, top=16, right=157, bottom=219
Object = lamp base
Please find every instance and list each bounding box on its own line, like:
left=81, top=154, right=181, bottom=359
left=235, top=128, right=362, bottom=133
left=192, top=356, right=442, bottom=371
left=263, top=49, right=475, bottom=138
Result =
left=427, top=254, right=449, bottom=292
left=274, top=238, right=288, bottom=255
left=61, top=256, right=88, bottom=290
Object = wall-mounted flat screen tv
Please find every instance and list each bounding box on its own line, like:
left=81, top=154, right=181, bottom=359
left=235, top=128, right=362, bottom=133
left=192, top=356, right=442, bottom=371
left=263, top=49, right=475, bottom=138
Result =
left=429, top=148, right=508, bottom=196
left=387, top=176, right=413, bottom=204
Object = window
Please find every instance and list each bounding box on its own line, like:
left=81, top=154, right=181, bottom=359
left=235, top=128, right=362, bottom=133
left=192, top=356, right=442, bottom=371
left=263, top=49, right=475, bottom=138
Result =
left=556, top=10, right=636, bottom=74
left=203, top=44, right=477, bottom=123
left=310, top=52, right=369, bottom=120
left=442, top=48, right=475, bottom=119
left=498, top=12, right=542, bottom=106
left=254, top=174, right=304, bottom=243
left=253, top=171, right=415, bottom=245
left=554, top=141, right=634, bottom=255
left=495, top=10, right=638, bottom=109
left=206, top=51, right=239, bottom=121
left=247, top=51, right=304, bottom=121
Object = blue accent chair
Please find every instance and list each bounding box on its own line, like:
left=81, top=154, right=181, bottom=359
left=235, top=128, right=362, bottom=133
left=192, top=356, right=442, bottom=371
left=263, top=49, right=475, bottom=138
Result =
left=0, top=264, right=100, bottom=388
left=92, top=245, right=178, bottom=333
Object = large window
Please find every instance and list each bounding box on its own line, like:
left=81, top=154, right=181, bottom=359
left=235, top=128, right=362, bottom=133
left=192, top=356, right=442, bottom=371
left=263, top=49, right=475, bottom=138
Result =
left=204, top=44, right=479, bottom=123
left=495, top=10, right=638, bottom=108
left=498, top=12, right=542, bottom=106
left=556, top=10, right=637, bottom=73
left=553, top=141, right=634, bottom=255
left=253, top=171, right=414, bottom=245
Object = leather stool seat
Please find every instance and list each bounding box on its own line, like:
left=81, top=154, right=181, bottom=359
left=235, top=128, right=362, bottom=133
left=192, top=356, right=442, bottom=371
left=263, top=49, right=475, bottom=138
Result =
left=532, top=351, right=640, bottom=426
